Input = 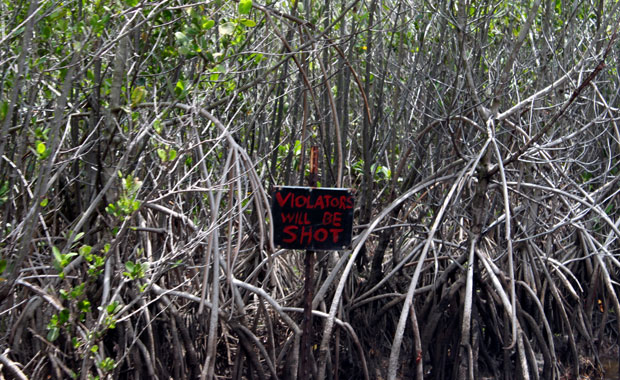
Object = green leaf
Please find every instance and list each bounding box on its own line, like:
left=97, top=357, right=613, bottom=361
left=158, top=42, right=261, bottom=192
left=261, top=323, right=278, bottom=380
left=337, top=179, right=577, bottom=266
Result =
left=93, top=255, right=104, bottom=267
left=0, top=101, right=8, bottom=121
left=79, top=245, right=92, bottom=256
left=125, top=261, right=135, bottom=273
left=125, top=0, right=139, bottom=6
left=72, top=231, right=85, bottom=243
left=65, top=253, right=75, bottom=261
left=58, top=309, right=70, bottom=324
left=107, top=301, right=120, bottom=314
left=168, top=149, right=177, bottom=161
left=0, top=259, right=6, bottom=275
left=98, top=357, right=115, bottom=371
left=157, top=148, right=167, bottom=162
left=34, top=127, right=48, bottom=140
left=239, top=18, right=256, bottom=27
left=70, top=283, right=85, bottom=298
left=175, top=31, right=190, bottom=44
left=40, top=24, right=52, bottom=39
left=40, top=198, right=49, bottom=207
left=203, top=19, right=215, bottom=30
left=605, top=203, right=614, bottom=215
left=78, top=300, right=91, bottom=313
left=47, top=326, right=60, bottom=342
left=52, top=246, right=62, bottom=263
left=130, top=86, right=146, bottom=107
left=219, top=22, right=235, bottom=35
left=36, top=142, right=46, bottom=155
left=185, top=26, right=199, bottom=37
left=105, top=203, right=116, bottom=215
left=174, top=80, right=186, bottom=98
left=106, top=316, right=117, bottom=329
left=238, top=0, right=252, bottom=15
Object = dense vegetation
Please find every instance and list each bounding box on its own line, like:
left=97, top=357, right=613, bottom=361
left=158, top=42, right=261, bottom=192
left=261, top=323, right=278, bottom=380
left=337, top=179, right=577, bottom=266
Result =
left=0, top=0, right=619, bottom=379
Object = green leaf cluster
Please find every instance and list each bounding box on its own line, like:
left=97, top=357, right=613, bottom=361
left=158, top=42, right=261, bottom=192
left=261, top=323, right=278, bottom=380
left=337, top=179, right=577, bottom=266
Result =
left=106, top=174, right=142, bottom=220
left=80, top=245, right=105, bottom=277
left=123, top=260, right=148, bottom=281
left=52, top=246, right=77, bottom=278
left=47, top=309, right=70, bottom=342
left=174, top=8, right=216, bottom=58
left=157, top=146, right=178, bottom=162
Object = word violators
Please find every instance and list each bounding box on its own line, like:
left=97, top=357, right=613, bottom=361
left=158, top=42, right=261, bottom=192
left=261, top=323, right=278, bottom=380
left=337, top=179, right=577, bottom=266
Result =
left=271, top=186, right=354, bottom=251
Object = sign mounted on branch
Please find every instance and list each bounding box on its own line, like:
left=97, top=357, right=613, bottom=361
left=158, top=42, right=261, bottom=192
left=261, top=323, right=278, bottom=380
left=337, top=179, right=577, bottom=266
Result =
left=271, top=186, right=354, bottom=251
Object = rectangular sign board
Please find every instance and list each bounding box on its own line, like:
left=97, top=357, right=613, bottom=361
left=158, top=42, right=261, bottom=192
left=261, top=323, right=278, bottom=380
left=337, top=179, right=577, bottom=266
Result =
left=271, top=186, right=354, bottom=250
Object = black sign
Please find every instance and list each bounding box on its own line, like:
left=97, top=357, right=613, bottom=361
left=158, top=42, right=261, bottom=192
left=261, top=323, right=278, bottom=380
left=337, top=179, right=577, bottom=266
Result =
left=271, top=186, right=354, bottom=250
